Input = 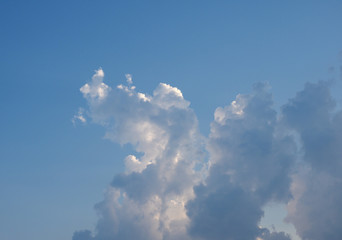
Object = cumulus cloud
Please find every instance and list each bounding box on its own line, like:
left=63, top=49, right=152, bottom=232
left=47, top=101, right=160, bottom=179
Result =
left=186, top=83, right=296, bottom=240
left=73, top=69, right=342, bottom=240
left=74, top=68, right=205, bottom=240
left=282, top=81, right=342, bottom=240
left=80, top=68, right=110, bottom=102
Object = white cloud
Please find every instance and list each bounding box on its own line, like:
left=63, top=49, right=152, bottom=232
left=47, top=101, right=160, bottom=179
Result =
left=125, top=74, right=133, bottom=85
left=152, top=83, right=190, bottom=109
left=75, top=69, right=206, bottom=240
left=74, top=69, right=342, bottom=240
left=124, top=155, right=146, bottom=173
left=214, top=94, right=247, bottom=124
left=72, top=108, right=86, bottom=125
left=80, top=68, right=110, bottom=102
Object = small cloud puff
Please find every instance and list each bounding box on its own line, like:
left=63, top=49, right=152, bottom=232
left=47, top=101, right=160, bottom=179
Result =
left=80, top=68, right=110, bottom=102
left=152, top=83, right=190, bottom=109
left=214, top=93, right=247, bottom=124
left=125, top=74, right=133, bottom=85
left=72, top=108, right=86, bottom=125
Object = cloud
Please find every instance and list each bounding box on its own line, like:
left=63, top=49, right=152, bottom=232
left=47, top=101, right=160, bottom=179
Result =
left=259, top=228, right=292, bottom=240
left=72, top=230, right=93, bottom=240
left=152, top=83, right=190, bottom=110
left=186, top=177, right=263, bottom=240
left=80, top=68, right=110, bottom=102
left=74, top=69, right=205, bottom=240
left=73, top=69, right=342, bottom=240
left=125, top=74, right=133, bottom=85
left=208, top=83, right=295, bottom=202
left=72, top=108, right=86, bottom=125
left=282, top=81, right=342, bottom=240
left=186, top=83, right=296, bottom=240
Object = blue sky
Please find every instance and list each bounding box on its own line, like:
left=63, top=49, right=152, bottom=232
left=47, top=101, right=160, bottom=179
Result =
left=1, top=1, right=342, bottom=240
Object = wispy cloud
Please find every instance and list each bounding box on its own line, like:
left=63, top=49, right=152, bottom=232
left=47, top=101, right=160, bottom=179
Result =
left=72, top=108, right=86, bottom=125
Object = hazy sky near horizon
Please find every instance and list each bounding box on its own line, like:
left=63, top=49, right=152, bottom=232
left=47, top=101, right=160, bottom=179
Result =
left=1, top=1, right=342, bottom=240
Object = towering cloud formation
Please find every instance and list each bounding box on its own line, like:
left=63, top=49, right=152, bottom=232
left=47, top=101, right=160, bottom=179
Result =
left=186, top=83, right=295, bottom=240
left=74, top=69, right=205, bottom=240
left=73, top=69, right=342, bottom=240
left=282, top=82, right=342, bottom=240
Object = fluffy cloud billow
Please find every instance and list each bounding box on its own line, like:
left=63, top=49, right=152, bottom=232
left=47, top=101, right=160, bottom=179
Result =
left=282, top=82, right=342, bottom=240
left=186, top=83, right=296, bottom=240
left=73, top=69, right=342, bottom=240
left=74, top=69, right=205, bottom=240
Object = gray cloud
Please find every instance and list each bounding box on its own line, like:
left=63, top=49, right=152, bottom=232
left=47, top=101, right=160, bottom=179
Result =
left=186, top=176, right=263, bottom=240
left=72, top=230, right=93, bottom=240
left=259, top=228, right=292, bottom=240
left=283, top=81, right=342, bottom=240
left=186, top=83, right=296, bottom=240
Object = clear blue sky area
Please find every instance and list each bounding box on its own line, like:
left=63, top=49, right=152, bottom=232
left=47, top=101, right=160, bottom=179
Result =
left=1, top=1, right=342, bottom=240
